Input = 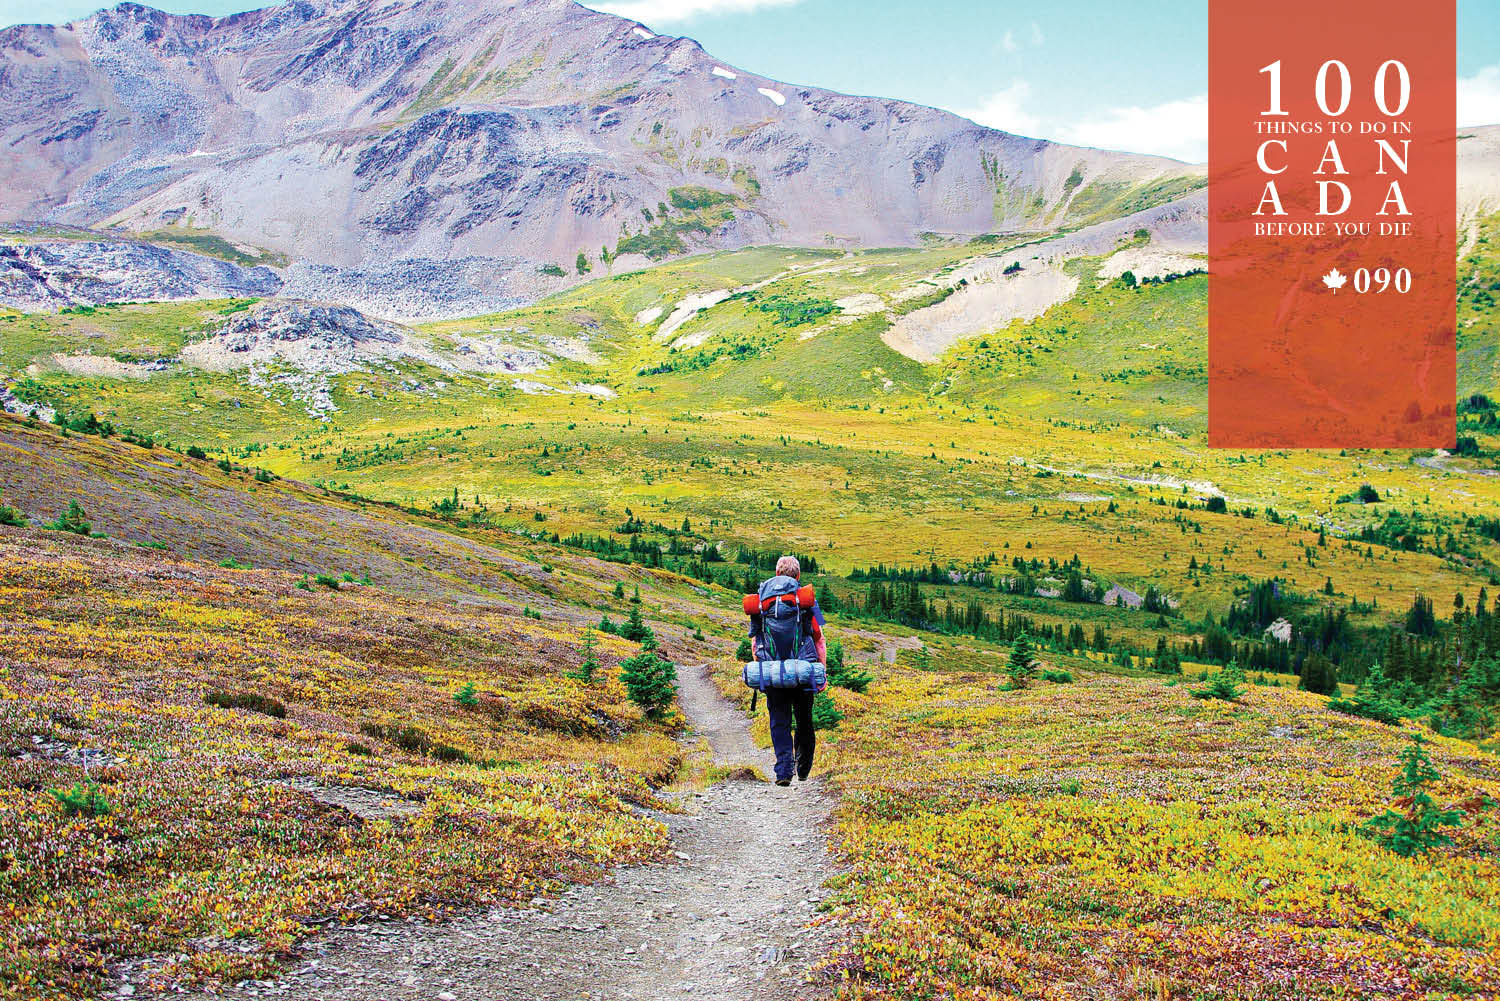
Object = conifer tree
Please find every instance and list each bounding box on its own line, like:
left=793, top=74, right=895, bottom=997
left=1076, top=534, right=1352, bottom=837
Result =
left=568, top=632, right=601, bottom=682
left=1362, top=733, right=1465, bottom=856
left=1007, top=634, right=1038, bottom=688
left=619, top=647, right=677, bottom=719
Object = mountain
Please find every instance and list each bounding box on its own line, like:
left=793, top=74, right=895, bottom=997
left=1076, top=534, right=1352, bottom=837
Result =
left=0, top=0, right=1204, bottom=317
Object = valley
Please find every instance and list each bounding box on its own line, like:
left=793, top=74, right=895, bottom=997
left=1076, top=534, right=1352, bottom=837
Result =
left=2, top=0, right=1499, bottom=998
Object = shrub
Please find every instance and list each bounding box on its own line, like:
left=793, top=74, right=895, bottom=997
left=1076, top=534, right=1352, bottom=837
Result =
left=186, top=446, right=209, bottom=460
left=0, top=494, right=26, bottom=527
left=598, top=615, right=618, bottom=634
left=1041, top=669, right=1074, bottom=683
left=1190, top=662, right=1246, bottom=702
left=613, top=582, right=626, bottom=599
left=538, top=263, right=566, bottom=277
left=51, top=781, right=111, bottom=818
left=736, top=637, right=754, bottom=661
left=344, top=740, right=374, bottom=756
left=205, top=690, right=286, bottom=718
left=826, top=640, right=874, bottom=693
left=314, top=573, right=342, bottom=589
left=1361, top=732, right=1466, bottom=856
left=523, top=606, right=542, bottom=620
left=44, top=500, right=90, bottom=536
left=619, top=649, right=678, bottom=719
left=454, top=681, right=480, bottom=707
left=811, top=690, right=843, bottom=729
left=360, top=721, right=468, bottom=761
left=1357, top=483, right=1382, bottom=504
left=668, top=185, right=736, bottom=211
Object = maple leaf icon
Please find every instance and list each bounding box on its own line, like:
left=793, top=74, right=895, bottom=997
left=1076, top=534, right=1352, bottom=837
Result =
left=1322, top=267, right=1348, bottom=291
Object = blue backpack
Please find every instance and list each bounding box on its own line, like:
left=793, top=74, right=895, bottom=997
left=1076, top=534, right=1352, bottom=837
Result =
left=742, top=575, right=825, bottom=693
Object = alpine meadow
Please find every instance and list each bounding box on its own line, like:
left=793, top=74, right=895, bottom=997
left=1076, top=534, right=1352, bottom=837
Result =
left=1, top=1, right=1499, bottom=999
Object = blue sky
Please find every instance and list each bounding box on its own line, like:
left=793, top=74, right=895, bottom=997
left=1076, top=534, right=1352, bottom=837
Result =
left=3, top=0, right=1498, bottom=162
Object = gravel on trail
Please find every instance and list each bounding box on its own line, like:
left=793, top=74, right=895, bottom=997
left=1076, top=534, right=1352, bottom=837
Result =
left=168, top=662, right=839, bottom=1001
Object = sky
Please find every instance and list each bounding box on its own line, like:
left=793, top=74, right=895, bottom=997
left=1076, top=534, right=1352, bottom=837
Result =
left=3, top=0, right=1498, bottom=162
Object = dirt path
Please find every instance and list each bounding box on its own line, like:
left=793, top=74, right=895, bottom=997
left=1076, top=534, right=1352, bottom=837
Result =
left=192, top=665, right=836, bottom=1000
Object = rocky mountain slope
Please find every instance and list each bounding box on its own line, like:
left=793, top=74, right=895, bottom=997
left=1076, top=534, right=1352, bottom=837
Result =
left=0, top=0, right=1204, bottom=317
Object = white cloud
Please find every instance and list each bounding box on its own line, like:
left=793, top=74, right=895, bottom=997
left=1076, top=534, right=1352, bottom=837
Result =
left=957, top=86, right=1206, bottom=162
left=997, top=23, right=1043, bottom=56
left=1459, top=65, right=1500, bottom=127
left=584, top=0, right=801, bottom=24
left=955, top=81, right=1044, bottom=137
left=1054, top=95, right=1208, bottom=163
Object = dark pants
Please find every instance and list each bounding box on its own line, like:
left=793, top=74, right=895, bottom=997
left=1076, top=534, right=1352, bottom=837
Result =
left=765, top=688, right=815, bottom=782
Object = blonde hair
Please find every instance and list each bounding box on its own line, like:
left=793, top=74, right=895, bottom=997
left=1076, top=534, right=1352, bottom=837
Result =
left=775, top=555, right=801, bottom=578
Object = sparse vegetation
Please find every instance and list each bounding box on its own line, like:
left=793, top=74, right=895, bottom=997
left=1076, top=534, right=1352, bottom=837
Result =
left=205, top=689, right=287, bottom=718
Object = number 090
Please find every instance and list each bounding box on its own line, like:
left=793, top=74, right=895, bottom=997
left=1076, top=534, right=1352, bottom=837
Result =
left=1353, top=267, right=1411, bottom=293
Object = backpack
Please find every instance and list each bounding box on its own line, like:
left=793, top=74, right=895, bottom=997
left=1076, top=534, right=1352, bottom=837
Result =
left=741, top=575, right=825, bottom=691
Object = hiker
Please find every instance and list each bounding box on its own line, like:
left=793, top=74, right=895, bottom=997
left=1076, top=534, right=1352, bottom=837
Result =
left=746, top=555, right=827, bottom=786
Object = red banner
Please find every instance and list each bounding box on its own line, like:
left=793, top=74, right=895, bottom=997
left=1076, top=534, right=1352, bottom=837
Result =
left=1209, top=0, right=1456, bottom=448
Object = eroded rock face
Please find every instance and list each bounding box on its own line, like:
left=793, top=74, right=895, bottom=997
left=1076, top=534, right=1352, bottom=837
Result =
left=0, top=238, right=281, bottom=309
left=183, top=300, right=415, bottom=374
left=0, top=0, right=1206, bottom=316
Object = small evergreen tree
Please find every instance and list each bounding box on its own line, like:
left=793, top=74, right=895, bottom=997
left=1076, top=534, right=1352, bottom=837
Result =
left=1298, top=652, right=1340, bottom=696
left=619, top=603, right=649, bottom=642
left=0, top=493, right=26, bottom=528
left=619, top=648, right=677, bottom=719
left=454, top=681, right=479, bottom=707
left=1190, top=662, right=1246, bottom=701
left=826, top=639, right=874, bottom=693
left=1362, top=732, right=1465, bottom=857
left=613, top=582, right=625, bottom=599
left=51, top=781, right=111, bottom=817
left=811, top=690, right=843, bottom=729
left=1006, top=634, right=1038, bottom=688
left=630, top=585, right=642, bottom=604
left=45, top=500, right=90, bottom=536
left=568, top=632, right=602, bottom=682
left=736, top=636, right=754, bottom=661
left=1328, top=662, right=1406, bottom=725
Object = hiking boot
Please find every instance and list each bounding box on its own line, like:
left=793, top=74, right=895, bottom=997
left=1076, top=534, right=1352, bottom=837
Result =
left=775, top=778, right=791, bottom=787
left=797, top=771, right=809, bottom=782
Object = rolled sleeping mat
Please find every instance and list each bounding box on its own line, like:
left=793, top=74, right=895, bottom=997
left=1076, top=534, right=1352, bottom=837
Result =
left=742, top=658, right=827, bottom=691
left=742, top=585, right=816, bottom=614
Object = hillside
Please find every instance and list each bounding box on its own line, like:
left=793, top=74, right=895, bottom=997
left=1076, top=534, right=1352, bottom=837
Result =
left=0, top=0, right=1203, bottom=316
left=3, top=418, right=1499, bottom=1000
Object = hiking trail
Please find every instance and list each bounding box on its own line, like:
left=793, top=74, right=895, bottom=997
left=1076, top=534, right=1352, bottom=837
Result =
left=190, top=663, right=837, bottom=1000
